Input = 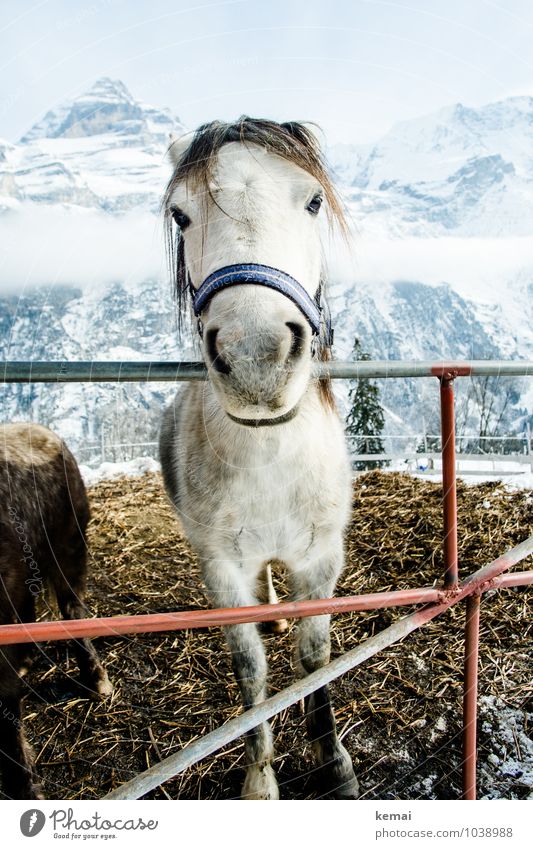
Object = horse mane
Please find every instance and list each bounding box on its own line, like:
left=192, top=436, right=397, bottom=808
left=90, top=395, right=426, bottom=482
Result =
left=163, top=116, right=346, bottom=409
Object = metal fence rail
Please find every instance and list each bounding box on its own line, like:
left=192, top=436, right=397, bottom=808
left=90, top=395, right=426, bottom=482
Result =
left=3, top=358, right=533, bottom=382
left=1, top=571, right=532, bottom=646
left=1, top=358, right=532, bottom=801
left=103, top=536, right=533, bottom=801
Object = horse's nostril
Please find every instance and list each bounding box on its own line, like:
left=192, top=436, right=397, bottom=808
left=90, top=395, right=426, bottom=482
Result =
left=205, top=328, right=231, bottom=375
left=286, top=322, right=306, bottom=360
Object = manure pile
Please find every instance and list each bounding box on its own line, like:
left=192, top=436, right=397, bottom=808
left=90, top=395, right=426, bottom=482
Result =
left=15, top=472, right=533, bottom=800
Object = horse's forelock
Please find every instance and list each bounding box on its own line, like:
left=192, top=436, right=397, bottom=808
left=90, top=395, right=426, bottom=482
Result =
left=164, top=117, right=347, bottom=233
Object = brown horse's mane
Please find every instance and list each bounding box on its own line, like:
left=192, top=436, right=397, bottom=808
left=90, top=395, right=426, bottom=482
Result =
left=162, top=116, right=346, bottom=409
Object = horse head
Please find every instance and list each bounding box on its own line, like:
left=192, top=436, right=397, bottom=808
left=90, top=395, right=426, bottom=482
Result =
left=163, top=117, right=345, bottom=425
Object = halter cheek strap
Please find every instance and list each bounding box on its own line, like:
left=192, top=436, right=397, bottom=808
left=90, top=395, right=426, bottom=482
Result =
left=191, top=263, right=333, bottom=346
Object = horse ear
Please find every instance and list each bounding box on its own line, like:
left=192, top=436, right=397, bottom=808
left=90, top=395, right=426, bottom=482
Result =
left=282, top=121, right=325, bottom=153
left=300, top=122, right=326, bottom=152
left=168, top=132, right=192, bottom=169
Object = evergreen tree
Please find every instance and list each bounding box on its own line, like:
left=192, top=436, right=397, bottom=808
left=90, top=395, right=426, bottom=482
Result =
left=345, top=338, right=386, bottom=470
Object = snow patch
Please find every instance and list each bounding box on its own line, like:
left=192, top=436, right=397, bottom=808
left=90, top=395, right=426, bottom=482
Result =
left=81, top=456, right=160, bottom=487
left=478, top=696, right=533, bottom=799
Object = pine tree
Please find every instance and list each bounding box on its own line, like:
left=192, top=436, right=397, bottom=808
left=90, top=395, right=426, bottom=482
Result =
left=345, top=339, right=386, bottom=470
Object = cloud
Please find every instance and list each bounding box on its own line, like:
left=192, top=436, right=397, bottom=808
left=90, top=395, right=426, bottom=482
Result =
left=326, top=234, right=533, bottom=303
left=0, top=205, right=165, bottom=293
left=1, top=204, right=532, bottom=309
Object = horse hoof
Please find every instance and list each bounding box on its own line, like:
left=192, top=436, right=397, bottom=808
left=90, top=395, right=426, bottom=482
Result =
left=262, top=618, right=288, bottom=634
left=11, top=783, right=44, bottom=801
left=332, top=774, right=360, bottom=799
left=241, top=764, right=279, bottom=800
left=92, top=671, right=113, bottom=698
left=325, top=743, right=360, bottom=799
left=19, top=661, right=33, bottom=678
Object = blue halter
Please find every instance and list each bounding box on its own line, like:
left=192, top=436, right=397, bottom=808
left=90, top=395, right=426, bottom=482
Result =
left=191, top=263, right=333, bottom=346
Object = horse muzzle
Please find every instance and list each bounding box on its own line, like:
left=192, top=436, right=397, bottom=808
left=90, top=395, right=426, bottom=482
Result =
left=191, top=263, right=333, bottom=347
left=192, top=263, right=329, bottom=425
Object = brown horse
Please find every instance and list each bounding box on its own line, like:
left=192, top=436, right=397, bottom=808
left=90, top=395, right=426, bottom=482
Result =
left=0, top=423, right=112, bottom=799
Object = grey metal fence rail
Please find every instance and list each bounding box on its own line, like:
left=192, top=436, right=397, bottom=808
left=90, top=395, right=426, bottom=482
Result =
left=2, top=358, right=533, bottom=382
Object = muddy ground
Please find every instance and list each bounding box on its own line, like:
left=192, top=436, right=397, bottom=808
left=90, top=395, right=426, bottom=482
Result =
left=11, top=471, right=533, bottom=800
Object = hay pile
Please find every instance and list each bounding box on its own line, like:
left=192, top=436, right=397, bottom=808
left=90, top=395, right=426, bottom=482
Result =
left=17, top=472, right=533, bottom=800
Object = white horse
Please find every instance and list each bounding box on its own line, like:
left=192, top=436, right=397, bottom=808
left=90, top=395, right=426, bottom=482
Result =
left=159, top=118, right=358, bottom=800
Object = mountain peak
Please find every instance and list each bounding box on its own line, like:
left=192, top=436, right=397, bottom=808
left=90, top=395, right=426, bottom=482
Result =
left=20, top=78, right=180, bottom=143
left=77, top=77, right=135, bottom=105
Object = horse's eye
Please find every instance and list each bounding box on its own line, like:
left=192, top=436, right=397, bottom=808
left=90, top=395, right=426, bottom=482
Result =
left=170, top=207, right=191, bottom=230
left=306, top=194, right=323, bottom=215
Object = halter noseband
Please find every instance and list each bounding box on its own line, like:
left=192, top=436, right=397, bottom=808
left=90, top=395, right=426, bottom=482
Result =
left=190, top=263, right=333, bottom=347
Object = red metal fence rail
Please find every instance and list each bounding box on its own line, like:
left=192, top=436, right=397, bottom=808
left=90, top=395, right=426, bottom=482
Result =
left=103, top=535, right=533, bottom=801
left=1, top=359, right=532, bottom=801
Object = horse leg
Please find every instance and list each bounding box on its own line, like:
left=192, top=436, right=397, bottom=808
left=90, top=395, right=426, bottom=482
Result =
left=50, top=540, right=112, bottom=697
left=293, top=548, right=359, bottom=799
left=203, top=560, right=279, bottom=799
left=0, top=648, right=42, bottom=799
left=54, top=584, right=113, bottom=696
left=257, top=562, right=288, bottom=634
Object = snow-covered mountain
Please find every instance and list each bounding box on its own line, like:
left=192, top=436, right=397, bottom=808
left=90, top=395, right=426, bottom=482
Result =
left=1, top=79, right=532, bottom=457
left=1, top=77, right=184, bottom=213
left=330, top=98, right=533, bottom=237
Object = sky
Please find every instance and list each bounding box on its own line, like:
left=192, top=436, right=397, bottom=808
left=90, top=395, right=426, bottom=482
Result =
left=2, top=0, right=533, bottom=311
left=2, top=0, right=533, bottom=144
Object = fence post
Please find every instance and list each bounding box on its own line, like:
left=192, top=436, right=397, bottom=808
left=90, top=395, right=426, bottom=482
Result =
left=463, top=593, right=481, bottom=800
left=440, top=375, right=459, bottom=589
